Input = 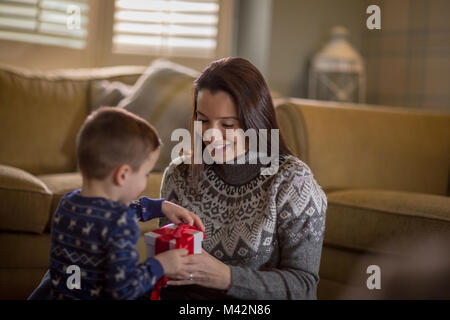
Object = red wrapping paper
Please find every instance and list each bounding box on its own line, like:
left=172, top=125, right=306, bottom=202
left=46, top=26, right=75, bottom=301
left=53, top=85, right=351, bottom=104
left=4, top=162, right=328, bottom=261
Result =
left=144, top=223, right=205, bottom=300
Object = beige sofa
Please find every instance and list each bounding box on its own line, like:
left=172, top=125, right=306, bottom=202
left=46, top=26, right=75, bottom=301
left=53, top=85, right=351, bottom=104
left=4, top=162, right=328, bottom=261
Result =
left=1, top=64, right=449, bottom=299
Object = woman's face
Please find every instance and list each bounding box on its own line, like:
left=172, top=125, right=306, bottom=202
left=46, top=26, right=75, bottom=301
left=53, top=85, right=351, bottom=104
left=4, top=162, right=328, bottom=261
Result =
left=196, top=89, right=246, bottom=163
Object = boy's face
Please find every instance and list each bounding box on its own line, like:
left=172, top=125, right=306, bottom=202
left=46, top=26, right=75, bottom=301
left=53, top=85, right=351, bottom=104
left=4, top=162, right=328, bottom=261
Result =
left=119, top=147, right=160, bottom=206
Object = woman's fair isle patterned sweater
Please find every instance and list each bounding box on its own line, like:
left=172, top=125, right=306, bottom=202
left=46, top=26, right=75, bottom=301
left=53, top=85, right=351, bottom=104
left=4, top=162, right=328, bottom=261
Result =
left=159, top=153, right=327, bottom=300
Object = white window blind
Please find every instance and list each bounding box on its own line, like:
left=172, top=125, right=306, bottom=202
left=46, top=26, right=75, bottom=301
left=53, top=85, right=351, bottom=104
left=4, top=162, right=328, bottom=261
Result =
left=0, top=0, right=89, bottom=49
left=113, top=0, right=219, bottom=57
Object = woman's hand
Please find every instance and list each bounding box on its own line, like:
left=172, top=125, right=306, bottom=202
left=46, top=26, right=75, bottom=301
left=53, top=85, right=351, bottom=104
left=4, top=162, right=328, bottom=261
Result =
left=162, top=201, right=205, bottom=231
left=166, top=249, right=231, bottom=291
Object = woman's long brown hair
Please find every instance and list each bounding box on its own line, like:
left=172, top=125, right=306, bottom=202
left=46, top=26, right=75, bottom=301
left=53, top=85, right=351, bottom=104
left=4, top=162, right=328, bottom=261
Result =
left=189, top=57, right=292, bottom=189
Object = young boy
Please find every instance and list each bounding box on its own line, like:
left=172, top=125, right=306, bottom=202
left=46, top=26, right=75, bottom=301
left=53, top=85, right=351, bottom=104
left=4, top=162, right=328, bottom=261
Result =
left=48, top=107, right=204, bottom=299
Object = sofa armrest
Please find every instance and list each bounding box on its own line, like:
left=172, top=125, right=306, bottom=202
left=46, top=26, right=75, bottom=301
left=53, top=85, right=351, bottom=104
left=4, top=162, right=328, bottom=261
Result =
left=0, top=165, right=52, bottom=233
left=275, top=99, right=450, bottom=196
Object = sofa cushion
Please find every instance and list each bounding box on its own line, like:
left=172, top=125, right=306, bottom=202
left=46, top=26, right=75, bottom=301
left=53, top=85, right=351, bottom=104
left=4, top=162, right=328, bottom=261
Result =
left=0, top=165, right=52, bottom=233
left=325, top=189, right=450, bottom=254
left=0, top=65, right=89, bottom=175
left=89, top=79, right=132, bottom=111
left=117, top=59, right=199, bottom=172
left=0, top=232, right=51, bottom=269
left=0, top=64, right=147, bottom=176
left=38, top=172, right=163, bottom=233
left=38, top=172, right=83, bottom=223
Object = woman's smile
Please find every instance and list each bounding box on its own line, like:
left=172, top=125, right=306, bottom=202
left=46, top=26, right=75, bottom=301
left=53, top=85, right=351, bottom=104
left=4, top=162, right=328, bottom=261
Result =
left=211, top=142, right=231, bottom=152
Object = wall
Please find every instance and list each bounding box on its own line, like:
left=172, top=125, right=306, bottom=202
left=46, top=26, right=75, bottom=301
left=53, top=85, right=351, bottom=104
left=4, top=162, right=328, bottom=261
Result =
left=267, top=0, right=365, bottom=98
left=362, top=0, right=450, bottom=110
left=235, top=0, right=365, bottom=98
left=235, top=0, right=450, bottom=110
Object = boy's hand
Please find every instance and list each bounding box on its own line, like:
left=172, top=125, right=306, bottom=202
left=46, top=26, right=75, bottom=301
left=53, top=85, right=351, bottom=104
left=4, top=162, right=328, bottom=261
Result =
left=162, top=201, right=205, bottom=231
left=154, top=249, right=189, bottom=279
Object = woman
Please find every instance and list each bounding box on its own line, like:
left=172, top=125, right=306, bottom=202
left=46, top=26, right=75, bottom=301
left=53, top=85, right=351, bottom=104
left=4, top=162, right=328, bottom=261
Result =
left=159, top=57, right=327, bottom=300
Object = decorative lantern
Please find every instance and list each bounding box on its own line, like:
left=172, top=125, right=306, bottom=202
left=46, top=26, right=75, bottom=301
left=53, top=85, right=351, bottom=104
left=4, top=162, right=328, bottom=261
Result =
left=308, top=26, right=366, bottom=103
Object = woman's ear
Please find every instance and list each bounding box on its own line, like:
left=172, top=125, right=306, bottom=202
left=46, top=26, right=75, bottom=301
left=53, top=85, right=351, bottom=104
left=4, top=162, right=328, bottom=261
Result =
left=113, top=164, right=131, bottom=186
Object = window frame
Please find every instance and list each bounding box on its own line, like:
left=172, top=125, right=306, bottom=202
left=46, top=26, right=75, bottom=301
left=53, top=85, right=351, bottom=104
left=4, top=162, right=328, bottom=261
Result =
left=0, top=0, right=91, bottom=50
left=88, top=0, right=234, bottom=67
left=0, top=0, right=234, bottom=69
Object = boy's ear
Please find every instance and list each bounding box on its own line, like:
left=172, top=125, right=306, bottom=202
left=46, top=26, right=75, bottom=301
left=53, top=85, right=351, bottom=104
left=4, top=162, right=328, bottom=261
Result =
left=113, top=164, right=131, bottom=186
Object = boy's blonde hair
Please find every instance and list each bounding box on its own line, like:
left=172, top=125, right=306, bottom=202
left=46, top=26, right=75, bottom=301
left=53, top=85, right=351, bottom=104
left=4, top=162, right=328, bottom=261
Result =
left=77, top=107, right=161, bottom=179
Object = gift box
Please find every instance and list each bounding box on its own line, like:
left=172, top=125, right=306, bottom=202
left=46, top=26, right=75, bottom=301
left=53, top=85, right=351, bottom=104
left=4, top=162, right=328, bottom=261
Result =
left=144, top=223, right=204, bottom=257
left=144, top=223, right=205, bottom=300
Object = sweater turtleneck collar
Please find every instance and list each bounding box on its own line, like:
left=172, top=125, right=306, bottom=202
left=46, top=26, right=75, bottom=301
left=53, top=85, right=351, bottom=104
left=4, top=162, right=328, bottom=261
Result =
left=210, top=151, right=265, bottom=186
